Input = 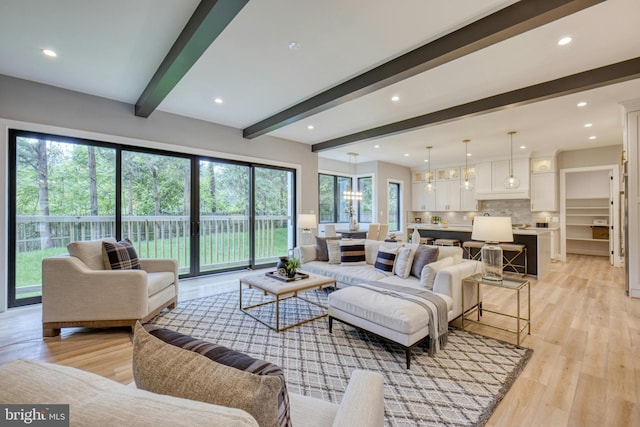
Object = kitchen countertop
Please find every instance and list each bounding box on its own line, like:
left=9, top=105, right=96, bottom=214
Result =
left=407, top=223, right=559, bottom=236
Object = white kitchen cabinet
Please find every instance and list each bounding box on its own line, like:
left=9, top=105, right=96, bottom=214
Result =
left=531, top=157, right=554, bottom=174
left=530, top=173, right=557, bottom=211
left=475, top=158, right=530, bottom=199
left=435, top=180, right=461, bottom=211
left=412, top=181, right=436, bottom=211
left=476, top=162, right=492, bottom=194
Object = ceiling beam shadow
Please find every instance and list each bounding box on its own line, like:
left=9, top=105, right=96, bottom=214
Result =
left=135, top=0, right=249, bottom=118
left=311, top=57, right=640, bottom=152
left=243, top=0, right=604, bottom=139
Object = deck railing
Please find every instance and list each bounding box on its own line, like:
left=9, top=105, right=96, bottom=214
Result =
left=16, top=214, right=292, bottom=280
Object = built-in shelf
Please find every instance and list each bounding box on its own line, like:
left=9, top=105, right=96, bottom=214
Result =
left=561, top=169, right=616, bottom=260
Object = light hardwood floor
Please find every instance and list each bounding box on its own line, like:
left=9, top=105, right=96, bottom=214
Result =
left=0, top=255, right=638, bottom=426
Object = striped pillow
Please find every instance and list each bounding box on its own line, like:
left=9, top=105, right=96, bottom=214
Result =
left=374, top=249, right=397, bottom=275
left=133, top=323, right=290, bottom=427
left=340, top=243, right=366, bottom=265
left=102, top=239, right=140, bottom=270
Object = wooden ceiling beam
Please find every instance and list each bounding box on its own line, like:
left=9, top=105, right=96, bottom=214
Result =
left=135, top=0, right=249, bottom=118
left=311, top=57, right=640, bottom=152
left=243, top=0, right=604, bottom=139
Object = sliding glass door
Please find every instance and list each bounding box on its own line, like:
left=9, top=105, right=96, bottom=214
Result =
left=8, top=130, right=296, bottom=307
left=254, top=166, right=295, bottom=267
left=122, top=151, right=192, bottom=275
left=9, top=132, right=116, bottom=306
left=198, top=160, right=250, bottom=273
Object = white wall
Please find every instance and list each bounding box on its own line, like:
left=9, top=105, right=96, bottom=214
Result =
left=0, top=74, right=319, bottom=312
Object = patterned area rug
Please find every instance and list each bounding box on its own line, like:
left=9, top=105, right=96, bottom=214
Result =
left=152, top=288, right=532, bottom=427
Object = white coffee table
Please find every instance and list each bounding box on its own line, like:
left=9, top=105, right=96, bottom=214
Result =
left=239, top=271, right=336, bottom=332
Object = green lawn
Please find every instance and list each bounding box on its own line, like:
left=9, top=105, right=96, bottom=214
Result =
left=15, top=228, right=290, bottom=289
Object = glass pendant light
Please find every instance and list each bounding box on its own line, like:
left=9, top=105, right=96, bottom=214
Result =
left=461, top=139, right=473, bottom=191
left=503, top=131, right=520, bottom=189
left=343, top=152, right=363, bottom=201
left=425, top=146, right=434, bottom=192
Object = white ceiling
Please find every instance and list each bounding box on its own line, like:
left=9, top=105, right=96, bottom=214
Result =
left=1, top=0, right=638, bottom=168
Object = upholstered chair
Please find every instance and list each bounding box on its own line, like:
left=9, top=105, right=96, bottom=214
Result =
left=42, top=238, right=178, bottom=337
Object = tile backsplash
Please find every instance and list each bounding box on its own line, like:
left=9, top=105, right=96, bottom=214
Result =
left=410, top=199, right=559, bottom=227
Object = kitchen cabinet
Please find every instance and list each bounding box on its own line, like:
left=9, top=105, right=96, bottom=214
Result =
left=412, top=181, right=436, bottom=211
left=475, top=158, right=530, bottom=200
left=436, top=167, right=459, bottom=181
left=530, top=173, right=557, bottom=211
left=531, top=157, right=554, bottom=174
left=435, top=180, right=461, bottom=211
left=530, top=157, right=557, bottom=211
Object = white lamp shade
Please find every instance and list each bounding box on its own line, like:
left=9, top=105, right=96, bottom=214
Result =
left=298, top=214, right=317, bottom=230
left=471, top=217, right=513, bottom=243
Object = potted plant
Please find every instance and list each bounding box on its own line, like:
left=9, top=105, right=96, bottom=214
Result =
left=286, top=257, right=301, bottom=278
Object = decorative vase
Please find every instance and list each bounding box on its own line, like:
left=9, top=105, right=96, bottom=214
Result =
left=286, top=267, right=296, bottom=278
left=276, top=256, right=289, bottom=276
left=349, top=217, right=359, bottom=231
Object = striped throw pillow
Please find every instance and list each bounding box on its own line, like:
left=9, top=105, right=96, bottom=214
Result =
left=340, top=243, right=366, bottom=265
left=374, top=249, right=397, bottom=275
left=133, top=323, right=290, bottom=427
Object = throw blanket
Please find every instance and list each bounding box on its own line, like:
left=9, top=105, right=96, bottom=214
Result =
left=353, top=281, right=449, bottom=355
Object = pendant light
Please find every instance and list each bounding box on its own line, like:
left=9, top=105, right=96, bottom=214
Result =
left=425, top=146, right=434, bottom=192
left=461, top=139, right=473, bottom=191
left=343, top=152, right=363, bottom=201
left=503, top=131, right=520, bottom=189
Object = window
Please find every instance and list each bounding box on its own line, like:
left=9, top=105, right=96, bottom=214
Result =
left=9, top=129, right=296, bottom=307
left=319, top=173, right=351, bottom=223
left=357, top=176, right=373, bottom=223
left=388, top=181, right=401, bottom=232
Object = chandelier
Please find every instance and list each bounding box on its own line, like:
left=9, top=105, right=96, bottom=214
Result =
left=343, top=152, right=363, bottom=201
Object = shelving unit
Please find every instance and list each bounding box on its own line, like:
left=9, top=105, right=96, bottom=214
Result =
left=560, top=165, right=621, bottom=266
left=565, top=198, right=610, bottom=256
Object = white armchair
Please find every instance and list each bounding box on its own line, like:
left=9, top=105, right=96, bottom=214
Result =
left=42, top=239, right=178, bottom=337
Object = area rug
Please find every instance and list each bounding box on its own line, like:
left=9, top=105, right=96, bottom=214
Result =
left=151, top=288, right=532, bottom=427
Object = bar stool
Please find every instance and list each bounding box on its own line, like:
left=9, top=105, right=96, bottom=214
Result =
left=499, top=243, right=527, bottom=275
left=433, top=238, right=460, bottom=247
left=462, top=240, right=484, bottom=260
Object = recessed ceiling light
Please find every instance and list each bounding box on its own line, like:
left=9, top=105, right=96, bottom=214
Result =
left=307, top=125, right=314, bottom=130
left=391, top=95, right=400, bottom=102
left=288, top=41, right=301, bottom=50
left=404, top=153, right=409, bottom=157
left=589, top=136, right=597, bottom=140
left=424, top=159, right=428, bottom=163
left=374, top=145, right=380, bottom=149
left=520, top=145, right=526, bottom=149
left=467, top=153, right=472, bottom=157
left=584, top=123, right=593, bottom=127
left=558, top=36, right=572, bottom=46
left=214, top=97, right=223, bottom=104
left=577, top=101, right=587, bottom=107
left=42, top=49, right=57, bottom=57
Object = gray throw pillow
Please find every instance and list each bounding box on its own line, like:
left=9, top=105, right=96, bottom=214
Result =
left=133, top=322, right=289, bottom=427
left=315, top=236, right=341, bottom=261
left=411, top=245, right=439, bottom=278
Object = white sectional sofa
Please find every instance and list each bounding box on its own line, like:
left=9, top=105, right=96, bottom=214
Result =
left=296, top=239, right=481, bottom=321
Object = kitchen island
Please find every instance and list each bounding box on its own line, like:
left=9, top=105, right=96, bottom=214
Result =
left=407, top=224, right=556, bottom=279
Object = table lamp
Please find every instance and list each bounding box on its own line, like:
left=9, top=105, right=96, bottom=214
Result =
left=471, top=216, right=513, bottom=281
left=298, top=214, right=317, bottom=246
